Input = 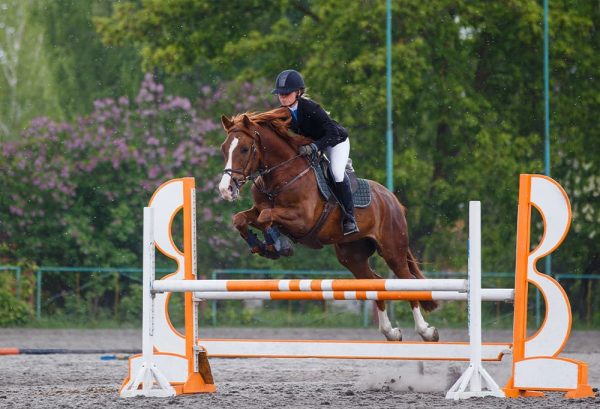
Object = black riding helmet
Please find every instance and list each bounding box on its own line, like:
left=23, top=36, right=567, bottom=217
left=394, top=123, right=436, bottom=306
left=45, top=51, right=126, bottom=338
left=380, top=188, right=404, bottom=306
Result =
left=271, top=69, right=305, bottom=94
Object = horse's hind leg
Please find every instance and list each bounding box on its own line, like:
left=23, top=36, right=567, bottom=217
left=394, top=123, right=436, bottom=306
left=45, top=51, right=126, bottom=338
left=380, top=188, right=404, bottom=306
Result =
left=379, top=244, right=439, bottom=342
left=334, top=240, right=402, bottom=342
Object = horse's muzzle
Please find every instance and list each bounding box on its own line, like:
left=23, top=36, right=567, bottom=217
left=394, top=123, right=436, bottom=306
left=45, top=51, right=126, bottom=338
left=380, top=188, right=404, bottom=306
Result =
left=218, top=174, right=242, bottom=201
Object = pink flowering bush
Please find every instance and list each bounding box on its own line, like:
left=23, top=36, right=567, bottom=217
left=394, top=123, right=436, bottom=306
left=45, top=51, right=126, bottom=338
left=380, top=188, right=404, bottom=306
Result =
left=0, top=75, right=275, bottom=267
left=0, top=76, right=346, bottom=323
left=1, top=75, right=335, bottom=272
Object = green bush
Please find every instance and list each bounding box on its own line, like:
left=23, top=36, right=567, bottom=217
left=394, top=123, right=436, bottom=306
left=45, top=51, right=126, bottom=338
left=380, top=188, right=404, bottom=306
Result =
left=0, top=289, right=33, bottom=326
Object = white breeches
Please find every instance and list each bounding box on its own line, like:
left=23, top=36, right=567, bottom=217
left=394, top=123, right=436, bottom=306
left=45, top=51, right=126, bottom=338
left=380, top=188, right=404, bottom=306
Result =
left=325, top=138, right=350, bottom=182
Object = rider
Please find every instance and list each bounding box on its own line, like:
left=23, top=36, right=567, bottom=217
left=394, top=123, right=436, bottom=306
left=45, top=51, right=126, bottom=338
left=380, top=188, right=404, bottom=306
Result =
left=272, top=69, right=359, bottom=235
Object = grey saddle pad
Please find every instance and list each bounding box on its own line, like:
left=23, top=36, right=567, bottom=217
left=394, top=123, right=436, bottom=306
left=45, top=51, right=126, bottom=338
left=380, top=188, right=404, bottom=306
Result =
left=313, top=162, right=372, bottom=208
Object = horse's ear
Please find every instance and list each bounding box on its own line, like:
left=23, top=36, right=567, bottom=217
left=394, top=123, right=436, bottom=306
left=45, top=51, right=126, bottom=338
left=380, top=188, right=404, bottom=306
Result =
left=221, top=115, right=234, bottom=130
left=242, top=114, right=252, bottom=128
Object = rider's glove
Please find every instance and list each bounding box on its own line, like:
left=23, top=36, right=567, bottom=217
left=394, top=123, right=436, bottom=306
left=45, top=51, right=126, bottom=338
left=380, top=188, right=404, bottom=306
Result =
left=298, top=143, right=318, bottom=156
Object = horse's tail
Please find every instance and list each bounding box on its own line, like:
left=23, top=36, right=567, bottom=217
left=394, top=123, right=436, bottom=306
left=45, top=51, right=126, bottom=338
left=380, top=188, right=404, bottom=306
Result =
left=407, top=249, right=438, bottom=312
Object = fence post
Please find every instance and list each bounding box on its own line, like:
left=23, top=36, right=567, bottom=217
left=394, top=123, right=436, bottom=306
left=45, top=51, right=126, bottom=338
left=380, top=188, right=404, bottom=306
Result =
left=36, top=270, right=42, bottom=319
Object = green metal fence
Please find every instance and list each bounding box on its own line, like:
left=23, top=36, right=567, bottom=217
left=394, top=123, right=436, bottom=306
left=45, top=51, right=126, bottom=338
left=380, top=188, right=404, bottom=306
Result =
left=0, top=265, right=22, bottom=300
left=2, top=266, right=599, bottom=327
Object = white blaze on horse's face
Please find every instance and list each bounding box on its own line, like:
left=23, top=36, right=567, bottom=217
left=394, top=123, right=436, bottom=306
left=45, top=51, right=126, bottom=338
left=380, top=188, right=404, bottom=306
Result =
left=219, top=137, right=239, bottom=201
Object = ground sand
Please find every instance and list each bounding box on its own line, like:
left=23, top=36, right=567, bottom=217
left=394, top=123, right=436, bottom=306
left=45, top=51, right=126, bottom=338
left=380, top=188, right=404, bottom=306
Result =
left=1, top=328, right=599, bottom=408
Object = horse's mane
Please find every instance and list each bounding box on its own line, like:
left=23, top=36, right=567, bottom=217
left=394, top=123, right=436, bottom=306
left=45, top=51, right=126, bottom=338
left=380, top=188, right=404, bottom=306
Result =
left=232, top=107, right=313, bottom=147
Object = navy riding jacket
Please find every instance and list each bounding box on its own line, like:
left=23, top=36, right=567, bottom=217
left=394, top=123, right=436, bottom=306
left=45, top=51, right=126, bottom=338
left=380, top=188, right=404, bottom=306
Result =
left=289, top=97, right=348, bottom=151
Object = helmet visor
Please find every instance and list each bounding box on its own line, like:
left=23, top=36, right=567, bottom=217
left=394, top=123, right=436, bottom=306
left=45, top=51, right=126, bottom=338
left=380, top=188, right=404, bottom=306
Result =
left=271, top=87, right=299, bottom=95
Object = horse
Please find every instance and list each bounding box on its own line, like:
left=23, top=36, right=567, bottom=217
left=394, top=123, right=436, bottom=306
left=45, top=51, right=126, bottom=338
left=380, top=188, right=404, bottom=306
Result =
left=218, top=107, right=439, bottom=342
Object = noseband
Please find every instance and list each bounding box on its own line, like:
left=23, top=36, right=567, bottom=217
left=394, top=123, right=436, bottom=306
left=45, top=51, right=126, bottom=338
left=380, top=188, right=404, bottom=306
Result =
left=222, top=126, right=312, bottom=201
left=222, top=128, right=261, bottom=190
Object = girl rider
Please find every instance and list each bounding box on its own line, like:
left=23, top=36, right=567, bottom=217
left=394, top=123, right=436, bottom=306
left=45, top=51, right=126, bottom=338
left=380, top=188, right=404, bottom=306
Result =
left=272, top=69, right=358, bottom=235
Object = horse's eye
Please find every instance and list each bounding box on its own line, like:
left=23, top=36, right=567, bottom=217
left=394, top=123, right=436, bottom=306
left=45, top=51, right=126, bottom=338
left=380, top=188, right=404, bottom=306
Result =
left=240, top=147, right=249, bottom=154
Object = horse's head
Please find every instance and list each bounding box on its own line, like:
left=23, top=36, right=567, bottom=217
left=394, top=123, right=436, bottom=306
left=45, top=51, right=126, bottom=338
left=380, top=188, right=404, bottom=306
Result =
left=218, top=114, right=262, bottom=201
left=218, top=108, right=313, bottom=201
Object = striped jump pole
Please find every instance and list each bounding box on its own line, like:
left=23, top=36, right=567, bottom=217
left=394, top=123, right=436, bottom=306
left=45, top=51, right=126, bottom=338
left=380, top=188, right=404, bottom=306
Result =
left=152, top=278, right=468, bottom=293
left=192, top=289, right=514, bottom=302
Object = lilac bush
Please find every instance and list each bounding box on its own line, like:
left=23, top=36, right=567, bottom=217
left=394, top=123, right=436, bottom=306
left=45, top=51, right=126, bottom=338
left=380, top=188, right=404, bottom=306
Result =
left=0, top=75, right=343, bottom=323
left=0, top=74, right=276, bottom=267
left=1, top=74, right=311, bottom=276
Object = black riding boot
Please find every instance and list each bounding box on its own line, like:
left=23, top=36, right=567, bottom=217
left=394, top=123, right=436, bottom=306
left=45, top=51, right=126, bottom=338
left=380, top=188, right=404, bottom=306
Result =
left=335, top=177, right=359, bottom=235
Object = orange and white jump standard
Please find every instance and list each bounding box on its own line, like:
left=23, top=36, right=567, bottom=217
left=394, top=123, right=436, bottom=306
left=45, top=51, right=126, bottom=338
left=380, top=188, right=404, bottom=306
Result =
left=502, top=175, right=594, bottom=398
left=120, top=175, right=594, bottom=399
left=120, top=178, right=215, bottom=397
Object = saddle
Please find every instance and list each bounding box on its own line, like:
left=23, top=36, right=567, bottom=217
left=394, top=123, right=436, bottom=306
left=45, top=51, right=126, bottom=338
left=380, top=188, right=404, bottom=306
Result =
left=289, top=154, right=371, bottom=248
left=313, top=155, right=372, bottom=208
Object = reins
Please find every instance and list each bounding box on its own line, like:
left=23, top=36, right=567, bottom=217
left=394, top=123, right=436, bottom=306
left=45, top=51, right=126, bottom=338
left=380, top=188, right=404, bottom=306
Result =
left=222, top=126, right=312, bottom=201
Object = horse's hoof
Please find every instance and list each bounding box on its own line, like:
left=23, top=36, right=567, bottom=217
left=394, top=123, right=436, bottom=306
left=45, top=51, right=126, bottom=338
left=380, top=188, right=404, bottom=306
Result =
left=385, top=327, right=402, bottom=342
left=263, top=250, right=280, bottom=260
left=277, top=237, right=294, bottom=257
left=420, top=326, right=439, bottom=342
left=279, top=247, right=294, bottom=257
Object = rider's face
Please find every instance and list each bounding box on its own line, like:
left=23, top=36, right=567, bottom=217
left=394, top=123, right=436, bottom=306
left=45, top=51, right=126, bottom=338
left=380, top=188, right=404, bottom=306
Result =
left=278, top=91, right=298, bottom=107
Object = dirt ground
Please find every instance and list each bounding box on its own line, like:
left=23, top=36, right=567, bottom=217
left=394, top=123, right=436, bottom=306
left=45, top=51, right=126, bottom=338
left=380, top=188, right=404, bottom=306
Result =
left=1, top=328, right=599, bottom=408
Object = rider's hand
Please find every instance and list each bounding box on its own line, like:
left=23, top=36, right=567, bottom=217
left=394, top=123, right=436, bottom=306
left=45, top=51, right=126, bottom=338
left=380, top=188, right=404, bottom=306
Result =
left=299, top=143, right=317, bottom=156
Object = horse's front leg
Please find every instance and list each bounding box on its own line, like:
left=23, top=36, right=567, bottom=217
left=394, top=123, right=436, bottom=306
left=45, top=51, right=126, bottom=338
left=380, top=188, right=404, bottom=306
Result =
left=256, top=207, right=302, bottom=256
left=232, top=207, right=269, bottom=255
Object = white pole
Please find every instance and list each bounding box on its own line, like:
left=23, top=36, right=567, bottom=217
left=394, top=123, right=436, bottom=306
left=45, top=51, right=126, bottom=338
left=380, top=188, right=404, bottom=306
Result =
left=446, top=201, right=504, bottom=399
left=121, top=207, right=175, bottom=397
left=468, top=201, right=483, bottom=392
left=142, top=207, right=155, bottom=370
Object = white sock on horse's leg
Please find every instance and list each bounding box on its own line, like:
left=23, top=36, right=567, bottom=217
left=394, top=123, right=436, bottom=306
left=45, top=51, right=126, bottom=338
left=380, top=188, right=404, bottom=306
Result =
left=377, top=308, right=402, bottom=341
left=412, top=306, right=439, bottom=342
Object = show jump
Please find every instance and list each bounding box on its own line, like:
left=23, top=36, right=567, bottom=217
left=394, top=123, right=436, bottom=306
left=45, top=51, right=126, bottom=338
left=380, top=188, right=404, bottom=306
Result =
left=120, top=174, right=594, bottom=400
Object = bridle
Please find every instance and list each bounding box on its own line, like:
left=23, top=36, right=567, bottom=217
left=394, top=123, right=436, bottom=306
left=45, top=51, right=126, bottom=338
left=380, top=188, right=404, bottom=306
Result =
left=222, top=125, right=312, bottom=201
left=222, top=128, right=261, bottom=190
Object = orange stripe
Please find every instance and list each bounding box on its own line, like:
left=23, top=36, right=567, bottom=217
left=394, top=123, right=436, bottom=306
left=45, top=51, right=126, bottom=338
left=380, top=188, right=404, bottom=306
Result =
left=227, top=281, right=280, bottom=291
left=260, top=291, right=435, bottom=301
left=380, top=291, right=433, bottom=301
left=333, top=291, right=346, bottom=300
left=289, top=279, right=301, bottom=291
left=270, top=292, right=324, bottom=300
left=512, top=174, right=531, bottom=364
left=0, top=348, right=20, bottom=355
left=505, top=174, right=532, bottom=396
left=183, top=178, right=195, bottom=383
left=330, top=279, right=386, bottom=291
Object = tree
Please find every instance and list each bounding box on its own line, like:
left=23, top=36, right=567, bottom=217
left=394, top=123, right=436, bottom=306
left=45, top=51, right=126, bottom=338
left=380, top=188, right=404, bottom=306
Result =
left=31, top=0, right=143, bottom=120
left=0, top=75, right=218, bottom=266
left=96, top=0, right=598, bottom=277
left=94, top=0, right=309, bottom=78
left=0, top=0, right=61, bottom=140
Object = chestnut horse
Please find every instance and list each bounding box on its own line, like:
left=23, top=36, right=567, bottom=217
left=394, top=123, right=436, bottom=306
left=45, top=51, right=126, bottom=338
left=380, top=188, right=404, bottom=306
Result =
left=218, top=108, right=438, bottom=342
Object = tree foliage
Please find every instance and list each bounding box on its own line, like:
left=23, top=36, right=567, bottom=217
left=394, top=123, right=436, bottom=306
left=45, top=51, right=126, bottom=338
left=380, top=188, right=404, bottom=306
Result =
left=31, top=0, right=143, bottom=121
left=0, top=75, right=218, bottom=266
left=0, top=0, right=143, bottom=141
left=0, top=0, right=62, bottom=139
left=0, top=1, right=597, bottom=316
left=95, top=0, right=598, bottom=277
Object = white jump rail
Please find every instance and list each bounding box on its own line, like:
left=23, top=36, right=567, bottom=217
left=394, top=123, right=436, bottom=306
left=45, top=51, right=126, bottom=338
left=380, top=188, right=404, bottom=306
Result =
left=120, top=175, right=595, bottom=400
left=191, top=289, right=514, bottom=302
left=152, top=278, right=468, bottom=293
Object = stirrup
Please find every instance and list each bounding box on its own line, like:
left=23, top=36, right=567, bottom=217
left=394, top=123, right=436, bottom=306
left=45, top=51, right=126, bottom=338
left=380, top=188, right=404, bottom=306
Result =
left=342, top=218, right=359, bottom=235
